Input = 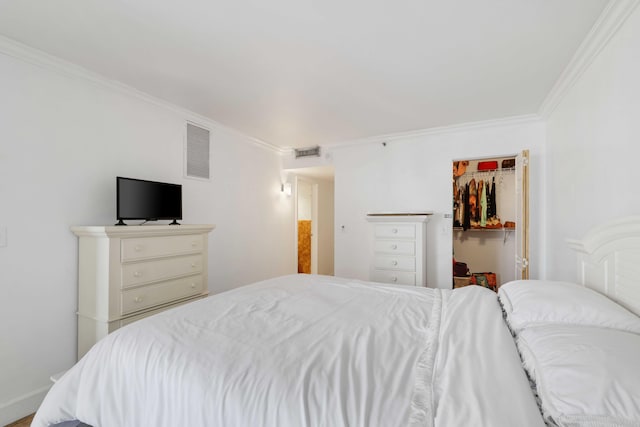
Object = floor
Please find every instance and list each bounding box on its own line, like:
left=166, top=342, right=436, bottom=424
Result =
left=5, top=413, right=34, bottom=427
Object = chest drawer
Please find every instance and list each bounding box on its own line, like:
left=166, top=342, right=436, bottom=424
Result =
left=121, top=254, right=203, bottom=289
left=371, top=270, right=416, bottom=286
left=121, top=275, right=204, bottom=315
left=374, top=224, right=415, bottom=239
left=374, top=240, right=415, bottom=255
left=373, top=255, right=415, bottom=271
left=366, top=215, right=429, bottom=287
left=121, top=234, right=203, bottom=261
left=119, top=294, right=207, bottom=327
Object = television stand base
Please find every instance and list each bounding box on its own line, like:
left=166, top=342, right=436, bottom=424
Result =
left=115, top=220, right=127, bottom=226
left=169, top=220, right=181, bottom=225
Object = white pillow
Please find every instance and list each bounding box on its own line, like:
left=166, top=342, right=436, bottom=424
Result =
left=517, top=325, right=640, bottom=426
left=498, top=280, right=640, bottom=334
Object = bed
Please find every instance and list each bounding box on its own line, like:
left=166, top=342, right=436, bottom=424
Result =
left=33, top=217, right=640, bottom=427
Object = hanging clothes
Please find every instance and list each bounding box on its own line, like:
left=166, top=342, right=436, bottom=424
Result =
left=454, top=182, right=464, bottom=228
left=468, top=179, right=477, bottom=224
left=453, top=181, right=459, bottom=227
left=490, top=177, right=497, bottom=220
left=458, top=185, right=465, bottom=228
left=486, top=178, right=493, bottom=219
left=463, top=182, right=471, bottom=230
left=480, top=180, right=487, bottom=227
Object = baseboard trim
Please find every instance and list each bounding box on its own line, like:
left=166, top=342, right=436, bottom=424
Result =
left=0, top=385, right=50, bottom=426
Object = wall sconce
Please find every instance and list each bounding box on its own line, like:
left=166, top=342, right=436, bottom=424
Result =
left=281, top=182, right=292, bottom=197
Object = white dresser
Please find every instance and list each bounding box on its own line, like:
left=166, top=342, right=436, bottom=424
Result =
left=366, top=214, right=432, bottom=286
left=71, top=224, right=215, bottom=359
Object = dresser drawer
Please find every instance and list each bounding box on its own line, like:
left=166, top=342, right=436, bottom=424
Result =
left=121, top=254, right=203, bottom=288
left=373, top=255, right=415, bottom=271
left=371, top=270, right=416, bottom=286
left=119, top=294, right=207, bottom=327
left=121, top=275, right=204, bottom=315
left=374, top=240, right=415, bottom=255
left=121, top=234, right=204, bottom=261
left=374, top=224, right=416, bottom=239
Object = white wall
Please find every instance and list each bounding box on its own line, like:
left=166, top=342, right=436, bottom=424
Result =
left=332, top=120, right=545, bottom=288
left=545, top=5, right=640, bottom=281
left=0, top=51, right=295, bottom=424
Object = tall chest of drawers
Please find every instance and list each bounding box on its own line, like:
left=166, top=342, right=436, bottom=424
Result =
left=366, top=214, right=431, bottom=286
left=71, top=224, right=215, bottom=359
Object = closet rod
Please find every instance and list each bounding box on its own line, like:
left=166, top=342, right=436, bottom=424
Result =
left=455, top=167, right=516, bottom=178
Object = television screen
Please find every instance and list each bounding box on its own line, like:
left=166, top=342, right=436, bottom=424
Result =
left=116, top=177, right=182, bottom=224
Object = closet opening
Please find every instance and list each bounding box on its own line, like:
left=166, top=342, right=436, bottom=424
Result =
left=452, top=151, right=529, bottom=291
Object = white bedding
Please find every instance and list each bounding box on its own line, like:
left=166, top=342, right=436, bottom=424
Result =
left=498, top=279, right=640, bottom=426
left=517, top=325, right=640, bottom=426
left=33, top=274, right=543, bottom=427
left=498, top=280, right=640, bottom=334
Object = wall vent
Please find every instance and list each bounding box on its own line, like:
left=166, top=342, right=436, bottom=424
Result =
left=186, top=123, right=210, bottom=180
left=294, top=146, right=321, bottom=158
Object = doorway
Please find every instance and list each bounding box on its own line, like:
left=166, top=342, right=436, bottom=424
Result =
left=288, top=166, right=335, bottom=276
left=296, top=177, right=317, bottom=274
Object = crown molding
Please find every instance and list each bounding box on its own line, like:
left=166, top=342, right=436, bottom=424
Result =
left=539, top=0, right=640, bottom=118
left=0, top=35, right=285, bottom=154
left=322, top=114, right=542, bottom=150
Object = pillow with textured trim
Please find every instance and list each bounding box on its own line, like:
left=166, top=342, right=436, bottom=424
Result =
left=498, top=280, right=640, bottom=334
left=517, top=325, right=640, bottom=427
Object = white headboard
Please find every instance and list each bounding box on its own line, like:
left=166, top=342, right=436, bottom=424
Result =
left=567, top=216, right=640, bottom=316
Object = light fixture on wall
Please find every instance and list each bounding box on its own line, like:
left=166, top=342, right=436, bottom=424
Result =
left=281, top=182, right=292, bottom=197
left=280, top=170, right=292, bottom=197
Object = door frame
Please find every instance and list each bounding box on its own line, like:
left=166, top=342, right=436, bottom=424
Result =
left=516, top=149, right=530, bottom=279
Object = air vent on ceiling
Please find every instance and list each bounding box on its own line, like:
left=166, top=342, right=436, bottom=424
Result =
left=185, top=122, right=210, bottom=180
left=294, top=146, right=321, bottom=158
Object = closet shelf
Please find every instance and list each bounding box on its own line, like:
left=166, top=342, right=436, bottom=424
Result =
left=454, top=226, right=515, bottom=244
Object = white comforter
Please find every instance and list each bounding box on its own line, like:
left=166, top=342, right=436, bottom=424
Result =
left=34, top=274, right=543, bottom=427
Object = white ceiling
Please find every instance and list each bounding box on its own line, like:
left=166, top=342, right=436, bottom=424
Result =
left=0, top=0, right=607, bottom=148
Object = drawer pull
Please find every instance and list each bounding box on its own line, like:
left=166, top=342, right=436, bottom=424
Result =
left=133, top=271, right=142, bottom=278
left=391, top=244, right=398, bottom=250
left=134, top=296, right=143, bottom=303
left=191, top=262, right=197, bottom=268
left=392, top=228, right=398, bottom=234
left=190, top=283, right=196, bottom=289
left=191, top=242, right=198, bottom=247
left=391, top=260, right=398, bottom=266
left=391, top=276, right=398, bottom=282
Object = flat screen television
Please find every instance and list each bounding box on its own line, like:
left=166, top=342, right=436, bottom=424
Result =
left=116, top=177, right=182, bottom=225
